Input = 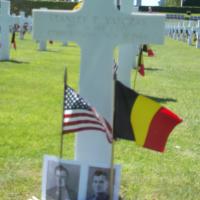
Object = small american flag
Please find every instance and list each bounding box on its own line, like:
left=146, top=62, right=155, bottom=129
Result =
left=62, top=85, right=113, bottom=143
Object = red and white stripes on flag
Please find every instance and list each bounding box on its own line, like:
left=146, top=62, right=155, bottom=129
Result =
left=62, top=86, right=113, bottom=143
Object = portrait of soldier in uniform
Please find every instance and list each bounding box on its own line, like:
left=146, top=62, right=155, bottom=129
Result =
left=43, top=157, right=80, bottom=200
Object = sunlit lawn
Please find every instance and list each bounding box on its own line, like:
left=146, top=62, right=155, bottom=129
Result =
left=0, top=33, right=200, bottom=200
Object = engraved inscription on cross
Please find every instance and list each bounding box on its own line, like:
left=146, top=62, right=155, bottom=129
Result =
left=33, top=0, right=165, bottom=165
left=0, top=0, right=20, bottom=60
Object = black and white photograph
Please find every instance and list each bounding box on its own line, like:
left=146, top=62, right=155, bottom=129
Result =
left=42, top=155, right=81, bottom=200
left=86, top=165, right=121, bottom=200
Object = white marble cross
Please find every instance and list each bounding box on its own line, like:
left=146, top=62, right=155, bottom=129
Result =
left=195, top=21, right=200, bottom=48
left=36, top=8, right=48, bottom=51
left=19, top=11, right=27, bottom=40
left=35, top=8, right=68, bottom=51
left=118, top=0, right=139, bottom=87
left=136, top=0, right=142, bottom=6
left=0, top=0, right=19, bottom=60
left=33, top=0, right=165, bottom=165
left=26, top=15, right=33, bottom=33
left=118, top=0, right=165, bottom=87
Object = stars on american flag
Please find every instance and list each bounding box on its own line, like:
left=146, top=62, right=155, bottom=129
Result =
left=64, top=87, right=91, bottom=111
left=62, top=85, right=113, bottom=143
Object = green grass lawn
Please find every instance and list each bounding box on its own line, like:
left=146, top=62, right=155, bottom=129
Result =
left=0, top=33, right=200, bottom=200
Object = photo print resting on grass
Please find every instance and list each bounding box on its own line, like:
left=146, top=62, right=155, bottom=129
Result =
left=42, top=155, right=81, bottom=200
left=86, top=165, right=121, bottom=200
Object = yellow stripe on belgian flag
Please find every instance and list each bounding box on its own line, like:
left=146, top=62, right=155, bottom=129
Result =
left=114, top=80, right=182, bottom=152
left=130, top=95, right=161, bottom=146
left=73, top=2, right=83, bottom=10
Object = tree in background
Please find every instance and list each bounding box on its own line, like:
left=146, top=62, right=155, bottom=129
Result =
left=164, top=0, right=181, bottom=6
left=183, top=0, right=200, bottom=6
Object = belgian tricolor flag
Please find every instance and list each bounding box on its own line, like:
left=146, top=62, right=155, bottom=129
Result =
left=143, top=44, right=155, bottom=57
left=114, top=81, right=182, bottom=152
left=137, top=47, right=145, bottom=76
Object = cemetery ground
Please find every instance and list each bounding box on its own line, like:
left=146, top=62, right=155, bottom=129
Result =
left=0, top=33, right=200, bottom=200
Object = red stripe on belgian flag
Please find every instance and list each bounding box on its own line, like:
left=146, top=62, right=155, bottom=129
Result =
left=114, top=80, right=183, bottom=152
left=144, top=107, right=183, bottom=152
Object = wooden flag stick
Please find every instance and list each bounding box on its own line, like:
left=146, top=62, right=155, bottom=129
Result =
left=59, top=67, right=67, bottom=158
left=59, top=134, right=64, bottom=159
left=133, top=67, right=139, bottom=89
left=133, top=45, right=143, bottom=89
left=109, top=141, right=115, bottom=200
left=109, top=69, right=117, bottom=200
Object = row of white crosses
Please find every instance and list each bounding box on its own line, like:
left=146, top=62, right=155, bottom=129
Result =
left=166, top=20, right=192, bottom=41
left=118, top=0, right=158, bottom=87
left=0, top=0, right=21, bottom=60
left=33, top=0, right=165, bottom=167
left=166, top=19, right=200, bottom=48
left=11, top=11, right=33, bottom=39
left=36, top=8, right=68, bottom=51
left=18, top=11, right=33, bottom=39
left=0, top=0, right=33, bottom=61
left=118, top=0, right=139, bottom=87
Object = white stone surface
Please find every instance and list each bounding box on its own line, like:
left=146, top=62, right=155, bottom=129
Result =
left=33, top=0, right=165, bottom=165
left=37, top=8, right=48, bottom=51
left=39, top=40, right=47, bottom=51
left=19, top=11, right=26, bottom=40
left=196, top=21, right=200, bottom=48
left=0, top=0, right=19, bottom=60
left=118, top=0, right=164, bottom=87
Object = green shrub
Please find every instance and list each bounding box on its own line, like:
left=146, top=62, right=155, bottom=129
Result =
left=11, top=0, right=79, bottom=16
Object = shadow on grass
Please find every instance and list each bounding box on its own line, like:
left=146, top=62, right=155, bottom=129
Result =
left=145, top=67, right=162, bottom=71
left=1, top=59, right=29, bottom=64
left=38, top=49, right=62, bottom=53
left=66, top=43, right=79, bottom=48
left=144, top=95, right=177, bottom=103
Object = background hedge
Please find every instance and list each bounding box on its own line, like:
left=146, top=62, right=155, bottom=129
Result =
left=139, top=6, right=200, bottom=14
left=184, top=0, right=200, bottom=6
left=10, top=1, right=200, bottom=16
left=11, top=0, right=78, bottom=16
